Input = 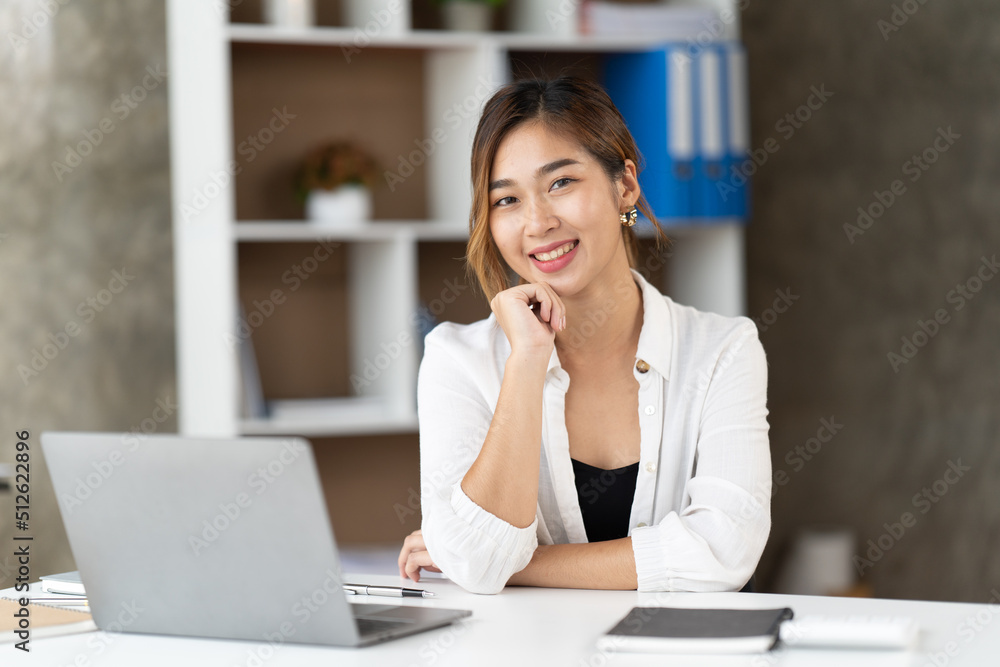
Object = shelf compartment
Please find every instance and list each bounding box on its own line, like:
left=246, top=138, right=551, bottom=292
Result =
left=240, top=396, right=417, bottom=436
left=228, top=26, right=726, bottom=52
left=235, top=220, right=469, bottom=242
left=231, top=42, right=429, bottom=222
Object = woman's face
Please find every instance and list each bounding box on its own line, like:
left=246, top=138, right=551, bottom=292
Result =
left=488, top=121, right=638, bottom=299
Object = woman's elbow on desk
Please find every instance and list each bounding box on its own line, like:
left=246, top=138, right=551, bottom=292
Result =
left=419, top=517, right=538, bottom=595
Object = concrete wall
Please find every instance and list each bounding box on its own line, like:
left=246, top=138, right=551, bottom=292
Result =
left=743, top=0, right=1000, bottom=601
left=0, top=0, right=175, bottom=587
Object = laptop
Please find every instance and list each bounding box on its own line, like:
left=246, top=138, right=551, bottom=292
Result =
left=40, top=432, right=470, bottom=647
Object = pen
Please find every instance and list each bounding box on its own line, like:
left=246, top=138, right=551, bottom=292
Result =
left=343, top=583, right=435, bottom=599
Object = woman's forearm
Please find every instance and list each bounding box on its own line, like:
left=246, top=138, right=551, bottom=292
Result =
left=460, top=351, right=548, bottom=528
left=507, top=539, right=638, bottom=590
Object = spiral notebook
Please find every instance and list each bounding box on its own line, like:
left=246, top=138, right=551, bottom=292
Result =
left=0, top=598, right=96, bottom=644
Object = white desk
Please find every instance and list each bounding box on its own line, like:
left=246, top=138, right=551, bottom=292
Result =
left=6, top=574, right=999, bottom=666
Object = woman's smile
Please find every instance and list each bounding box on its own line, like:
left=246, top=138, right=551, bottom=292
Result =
left=530, top=240, right=580, bottom=273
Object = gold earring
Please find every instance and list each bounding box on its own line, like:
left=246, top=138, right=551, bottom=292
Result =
left=620, top=207, right=638, bottom=227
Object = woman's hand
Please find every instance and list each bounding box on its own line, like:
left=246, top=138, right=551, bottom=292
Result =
left=397, top=530, right=442, bottom=583
left=490, top=282, right=567, bottom=358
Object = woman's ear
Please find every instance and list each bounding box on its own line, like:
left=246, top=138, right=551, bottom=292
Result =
left=619, top=159, right=641, bottom=208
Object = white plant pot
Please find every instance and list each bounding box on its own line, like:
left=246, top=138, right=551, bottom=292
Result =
left=263, top=0, right=314, bottom=28
left=305, top=185, right=372, bottom=226
left=345, top=0, right=411, bottom=36
left=443, top=2, right=493, bottom=32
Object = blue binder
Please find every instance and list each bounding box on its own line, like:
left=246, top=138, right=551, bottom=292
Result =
left=723, top=43, right=750, bottom=218
left=604, top=43, right=750, bottom=222
left=604, top=45, right=696, bottom=220
left=694, top=44, right=728, bottom=218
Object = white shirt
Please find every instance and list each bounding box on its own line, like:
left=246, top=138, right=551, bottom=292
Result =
left=418, top=269, right=771, bottom=595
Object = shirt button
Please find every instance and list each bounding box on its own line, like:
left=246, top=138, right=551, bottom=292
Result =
left=644, top=405, right=655, bottom=416
left=645, top=462, right=657, bottom=473
left=635, top=359, right=650, bottom=373
left=637, top=522, right=647, bottom=528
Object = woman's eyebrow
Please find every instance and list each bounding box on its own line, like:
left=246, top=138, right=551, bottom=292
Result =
left=489, top=158, right=582, bottom=192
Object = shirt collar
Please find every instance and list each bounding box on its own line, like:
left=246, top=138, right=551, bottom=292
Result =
left=546, top=269, right=673, bottom=380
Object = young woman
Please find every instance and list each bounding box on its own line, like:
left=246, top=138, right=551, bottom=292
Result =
left=397, top=77, right=771, bottom=594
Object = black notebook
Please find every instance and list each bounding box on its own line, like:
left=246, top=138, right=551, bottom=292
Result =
left=597, top=607, right=794, bottom=654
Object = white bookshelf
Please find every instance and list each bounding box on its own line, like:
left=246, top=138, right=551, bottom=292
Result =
left=167, top=0, right=746, bottom=438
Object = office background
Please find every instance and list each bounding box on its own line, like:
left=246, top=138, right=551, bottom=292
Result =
left=1, top=0, right=997, bottom=602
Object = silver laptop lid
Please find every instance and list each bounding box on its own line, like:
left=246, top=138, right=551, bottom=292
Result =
left=41, top=432, right=360, bottom=646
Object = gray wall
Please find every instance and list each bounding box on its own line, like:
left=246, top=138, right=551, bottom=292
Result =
left=0, top=0, right=174, bottom=587
left=744, top=0, right=1000, bottom=601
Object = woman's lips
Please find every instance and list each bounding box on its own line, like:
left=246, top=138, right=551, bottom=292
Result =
left=530, top=240, right=579, bottom=273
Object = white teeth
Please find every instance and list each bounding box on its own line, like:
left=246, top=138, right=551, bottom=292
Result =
left=534, top=241, right=577, bottom=262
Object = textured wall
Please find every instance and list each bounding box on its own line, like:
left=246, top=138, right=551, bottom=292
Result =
left=0, top=0, right=174, bottom=587
left=743, top=0, right=1000, bottom=601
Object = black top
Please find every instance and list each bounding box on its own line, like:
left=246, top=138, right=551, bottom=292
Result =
left=571, top=457, right=640, bottom=543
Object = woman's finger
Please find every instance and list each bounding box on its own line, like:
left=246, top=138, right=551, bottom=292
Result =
left=397, top=530, right=424, bottom=578
left=404, top=548, right=439, bottom=583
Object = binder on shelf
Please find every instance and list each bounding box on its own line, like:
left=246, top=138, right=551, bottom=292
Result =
left=694, top=45, right=728, bottom=218
left=236, top=305, right=268, bottom=420
left=603, top=42, right=751, bottom=223
left=604, top=44, right=696, bottom=220
left=724, top=43, right=751, bottom=218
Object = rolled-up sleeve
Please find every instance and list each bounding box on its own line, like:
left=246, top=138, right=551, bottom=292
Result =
left=632, top=323, right=771, bottom=592
left=418, top=325, right=538, bottom=595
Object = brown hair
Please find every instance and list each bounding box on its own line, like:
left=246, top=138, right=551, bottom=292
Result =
left=466, top=76, right=669, bottom=301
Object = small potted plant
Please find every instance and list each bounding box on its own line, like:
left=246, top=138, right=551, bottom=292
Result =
left=296, top=141, right=380, bottom=226
left=434, top=0, right=505, bottom=32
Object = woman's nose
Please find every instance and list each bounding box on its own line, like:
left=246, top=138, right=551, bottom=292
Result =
left=523, top=198, right=558, bottom=235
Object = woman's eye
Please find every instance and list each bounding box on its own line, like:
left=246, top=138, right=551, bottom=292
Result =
left=551, top=177, right=575, bottom=190
left=493, top=196, right=516, bottom=208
